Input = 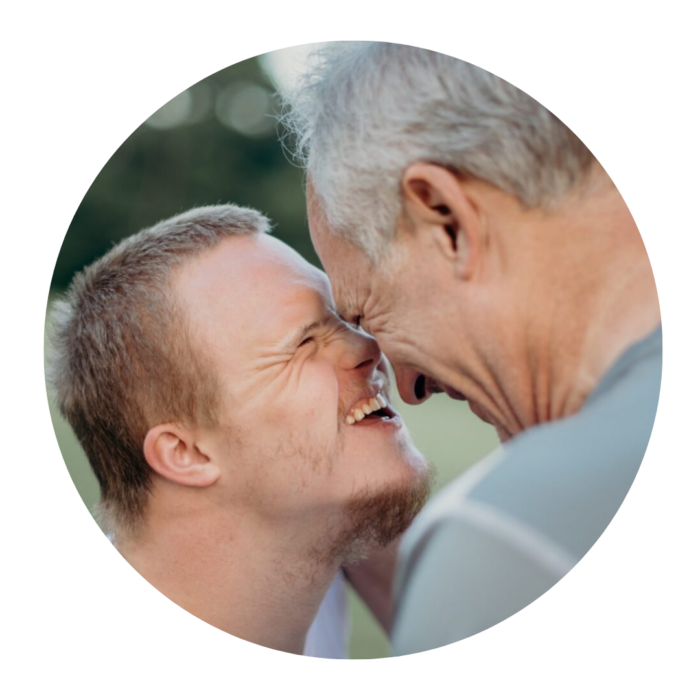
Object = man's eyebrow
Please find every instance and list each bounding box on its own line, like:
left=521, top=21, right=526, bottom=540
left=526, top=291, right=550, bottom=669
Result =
left=279, top=314, right=334, bottom=351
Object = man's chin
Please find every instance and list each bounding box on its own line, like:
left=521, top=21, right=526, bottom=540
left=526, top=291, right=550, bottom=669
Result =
left=467, top=400, right=512, bottom=442
left=467, top=398, right=491, bottom=422
left=333, top=461, right=435, bottom=565
left=495, top=425, right=514, bottom=443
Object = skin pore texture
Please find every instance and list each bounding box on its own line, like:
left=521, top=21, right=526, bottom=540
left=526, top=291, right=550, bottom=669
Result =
left=116, top=234, right=431, bottom=654
left=307, top=163, right=661, bottom=442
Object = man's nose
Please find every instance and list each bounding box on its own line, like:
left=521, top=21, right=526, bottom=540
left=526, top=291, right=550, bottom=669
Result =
left=394, top=366, right=433, bottom=406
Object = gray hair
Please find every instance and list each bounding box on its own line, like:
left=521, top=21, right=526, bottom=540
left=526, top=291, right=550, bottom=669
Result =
left=46, top=204, right=270, bottom=537
left=282, top=41, right=596, bottom=260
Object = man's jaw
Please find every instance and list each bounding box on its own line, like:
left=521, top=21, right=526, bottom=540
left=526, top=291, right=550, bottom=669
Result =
left=326, top=461, right=435, bottom=565
left=423, top=372, right=513, bottom=439
left=467, top=395, right=514, bottom=442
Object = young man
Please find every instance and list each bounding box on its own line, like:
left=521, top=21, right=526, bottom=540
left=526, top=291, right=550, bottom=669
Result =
left=47, top=204, right=432, bottom=656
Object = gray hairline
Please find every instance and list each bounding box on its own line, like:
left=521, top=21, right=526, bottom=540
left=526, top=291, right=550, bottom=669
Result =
left=280, top=41, right=597, bottom=262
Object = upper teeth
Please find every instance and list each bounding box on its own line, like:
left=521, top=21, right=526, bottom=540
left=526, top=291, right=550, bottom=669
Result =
left=346, top=393, right=389, bottom=425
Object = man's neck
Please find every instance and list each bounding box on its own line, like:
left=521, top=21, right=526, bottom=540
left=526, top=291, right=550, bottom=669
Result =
left=467, top=176, right=661, bottom=439
left=531, top=215, right=662, bottom=432
left=558, top=258, right=660, bottom=417
left=115, top=500, right=341, bottom=654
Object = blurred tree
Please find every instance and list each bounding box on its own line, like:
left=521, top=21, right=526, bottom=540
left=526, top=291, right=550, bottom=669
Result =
left=51, top=56, right=316, bottom=289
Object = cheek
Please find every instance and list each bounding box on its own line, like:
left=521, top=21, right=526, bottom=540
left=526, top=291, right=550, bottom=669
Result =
left=285, top=361, right=340, bottom=432
left=245, top=361, right=341, bottom=466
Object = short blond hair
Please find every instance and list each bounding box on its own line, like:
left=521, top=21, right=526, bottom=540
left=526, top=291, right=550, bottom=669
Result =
left=47, top=205, right=270, bottom=536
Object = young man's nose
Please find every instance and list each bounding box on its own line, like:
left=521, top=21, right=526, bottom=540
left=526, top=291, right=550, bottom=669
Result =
left=340, top=329, right=382, bottom=375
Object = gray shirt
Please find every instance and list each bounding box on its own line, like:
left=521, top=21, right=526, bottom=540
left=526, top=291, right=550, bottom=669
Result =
left=392, top=326, right=662, bottom=655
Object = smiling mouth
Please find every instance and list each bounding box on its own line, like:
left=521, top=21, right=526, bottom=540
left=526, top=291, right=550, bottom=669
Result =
left=345, top=392, right=397, bottom=425
left=352, top=408, right=399, bottom=428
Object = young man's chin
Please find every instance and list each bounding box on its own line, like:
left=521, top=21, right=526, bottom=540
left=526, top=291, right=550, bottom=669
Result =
left=332, top=461, right=434, bottom=565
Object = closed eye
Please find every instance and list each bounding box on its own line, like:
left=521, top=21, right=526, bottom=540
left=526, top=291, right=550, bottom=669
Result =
left=299, top=336, right=314, bottom=347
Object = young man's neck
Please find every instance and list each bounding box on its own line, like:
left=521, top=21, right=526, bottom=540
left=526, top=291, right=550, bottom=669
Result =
left=115, top=501, right=341, bottom=654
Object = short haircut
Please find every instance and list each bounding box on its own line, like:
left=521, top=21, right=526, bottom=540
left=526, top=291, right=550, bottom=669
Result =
left=282, top=41, right=596, bottom=260
left=46, top=205, right=270, bottom=537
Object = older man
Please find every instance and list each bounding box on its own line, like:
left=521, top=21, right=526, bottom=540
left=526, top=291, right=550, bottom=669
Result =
left=284, top=42, right=662, bottom=653
left=47, top=205, right=431, bottom=656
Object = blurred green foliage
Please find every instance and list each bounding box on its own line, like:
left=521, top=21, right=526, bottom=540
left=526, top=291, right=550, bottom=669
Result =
left=51, top=56, right=316, bottom=290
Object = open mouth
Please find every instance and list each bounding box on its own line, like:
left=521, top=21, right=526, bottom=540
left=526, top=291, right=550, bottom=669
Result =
left=355, top=406, right=397, bottom=425
left=345, top=392, right=398, bottom=425
left=355, top=404, right=397, bottom=424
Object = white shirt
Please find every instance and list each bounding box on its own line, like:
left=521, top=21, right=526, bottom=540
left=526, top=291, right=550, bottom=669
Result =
left=303, top=571, right=350, bottom=658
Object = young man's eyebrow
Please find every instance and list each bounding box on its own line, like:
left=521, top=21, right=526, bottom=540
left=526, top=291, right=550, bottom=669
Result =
left=295, top=320, right=323, bottom=342
left=279, top=314, right=333, bottom=352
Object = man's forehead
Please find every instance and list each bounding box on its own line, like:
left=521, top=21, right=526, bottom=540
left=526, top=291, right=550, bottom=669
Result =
left=306, top=184, right=373, bottom=315
left=308, top=234, right=372, bottom=319
left=328, top=275, right=356, bottom=318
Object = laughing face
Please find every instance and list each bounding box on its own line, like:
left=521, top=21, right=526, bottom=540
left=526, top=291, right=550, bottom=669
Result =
left=173, top=233, right=431, bottom=557
left=307, top=180, right=515, bottom=443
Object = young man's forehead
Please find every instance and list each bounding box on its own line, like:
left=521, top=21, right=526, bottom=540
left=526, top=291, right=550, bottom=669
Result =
left=255, top=234, right=332, bottom=287
left=175, top=233, right=324, bottom=288
left=171, top=238, right=334, bottom=374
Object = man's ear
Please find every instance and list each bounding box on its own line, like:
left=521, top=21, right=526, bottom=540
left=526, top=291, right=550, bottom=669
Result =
left=400, top=163, right=482, bottom=279
left=143, top=423, right=220, bottom=488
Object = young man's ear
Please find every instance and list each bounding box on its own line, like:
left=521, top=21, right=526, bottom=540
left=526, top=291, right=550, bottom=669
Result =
left=143, top=423, right=220, bottom=488
left=400, top=162, right=482, bottom=279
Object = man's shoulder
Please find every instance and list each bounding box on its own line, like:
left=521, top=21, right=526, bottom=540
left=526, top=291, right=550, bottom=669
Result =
left=401, top=337, right=661, bottom=574
left=393, top=329, right=662, bottom=653
left=397, top=417, right=587, bottom=583
left=399, top=450, right=501, bottom=553
left=406, top=336, right=661, bottom=577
